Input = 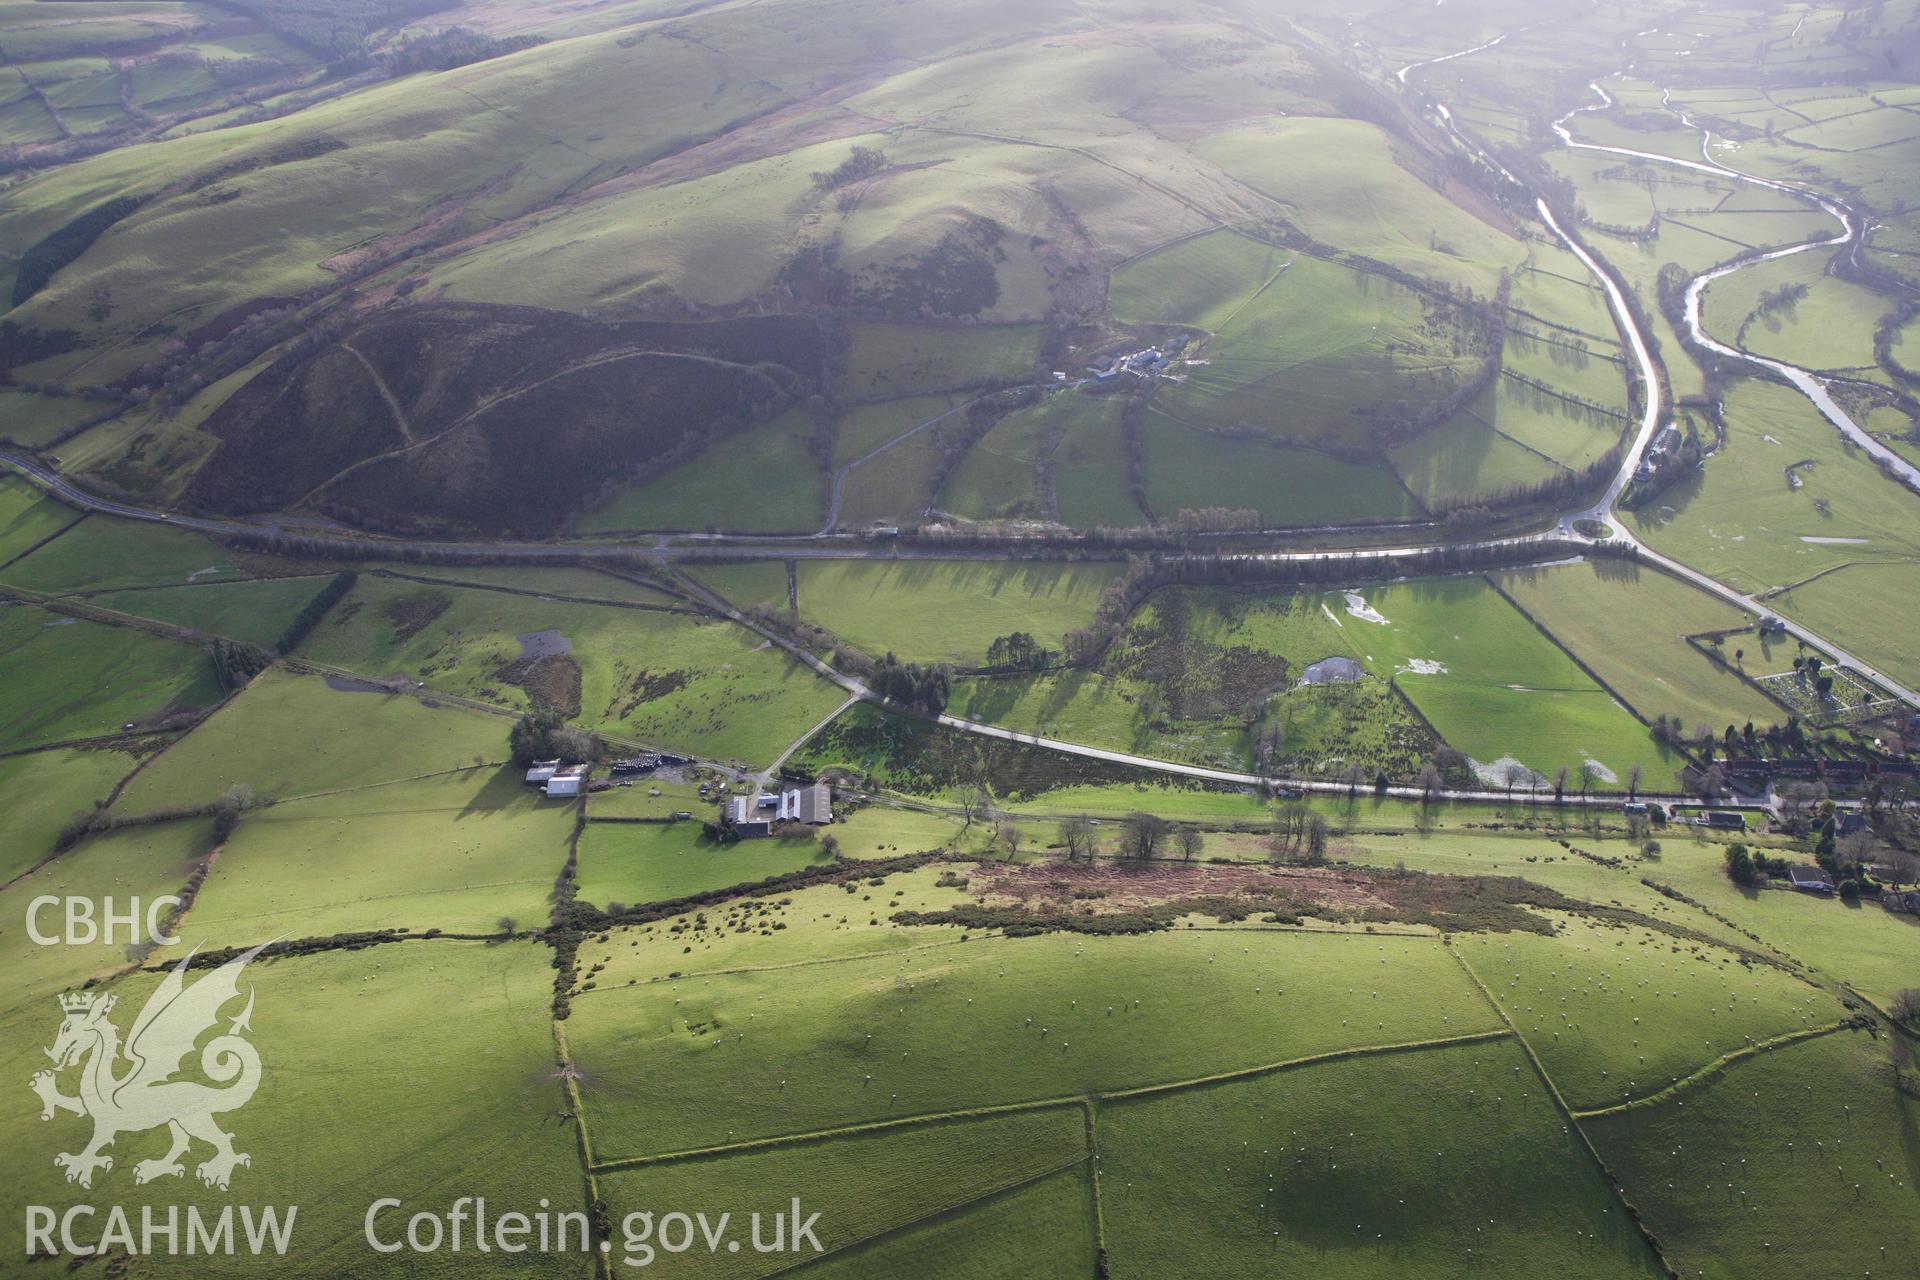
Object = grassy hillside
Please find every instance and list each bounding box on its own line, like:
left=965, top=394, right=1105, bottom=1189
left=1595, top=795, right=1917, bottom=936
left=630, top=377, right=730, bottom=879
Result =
left=1, top=0, right=1579, bottom=531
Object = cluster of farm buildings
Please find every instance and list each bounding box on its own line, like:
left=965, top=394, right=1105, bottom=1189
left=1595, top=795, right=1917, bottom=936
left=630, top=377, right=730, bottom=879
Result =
left=1081, top=334, right=1189, bottom=383
left=724, top=781, right=833, bottom=837
left=523, top=751, right=690, bottom=797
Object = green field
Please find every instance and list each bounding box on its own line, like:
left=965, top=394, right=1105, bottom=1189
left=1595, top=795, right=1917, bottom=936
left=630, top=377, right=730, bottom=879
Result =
left=954, top=586, right=1438, bottom=775
left=1092, top=578, right=1681, bottom=788
left=1195, top=117, right=1524, bottom=295
left=793, top=561, right=1120, bottom=666
left=833, top=396, right=957, bottom=467
left=0, top=603, right=220, bottom=750
left=0, top=820, right=216, bottom=1046
left=90, top=576, right=333, bottom=647
left=596, top=1110, right=1096, bottom=1279
left=1587, top=1031, right=1919, bottom=1280
left=1454, top=916, right=1837, bottom=1113
left=584, top=775, right=712, bottom=820
left=1771, top=559, right=1920, bottom=690
left=1051, top=400, right=1148, bottom=528
left=5, top=3, right=1920, bottom=1274
left=566, top=926, right=1501, bottom=1158
left=938, top=393, right=1131, bottom=525
left=688, top=561, right=793, bottom=613
left=116, top=667, right=510, bottom=807
left=1142, top=410, right=1420, bottom=526
left=0, top=476, right=80, bottom=565
left=168, top=769, right=569, bottom=943
left=1389, top=405, right=1564, bottom=506
left=576, top=820, right=835, bottom=908
left=1700, top=248, right=1889, bottom=375
left=574, top=408, right=828, bottom=534
left=1632, top=379, right=1920, bottom=593
left=1349, top=579, right=1678, bottom=787
left=0, top=940, right=582, bottom=1276
left=834, top=427, right=949, bottom=527
left=1493, top=559, right=1783, bottom=728
left=0, top=516, right=253, bottom=593
left=1154, top=254, right=1484, bottom=451
left=1110, top=229, right=1292, bottom=329
left=842, top=323, right=1043, bottom=402
left=1638, top=837, right=1920, bottom=1006
left=1100, top=1037, right=1666, bottom=1278
left=297, top=574, right=847, bottom=765
left=0, top=744, right=135, bottom=882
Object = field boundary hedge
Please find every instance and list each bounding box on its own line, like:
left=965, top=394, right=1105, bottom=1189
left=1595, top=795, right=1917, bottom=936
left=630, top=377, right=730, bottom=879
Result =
left=1571, top=1020, right=1855, bottom=1120
left=1482, top=572, right=1660, bottom=732
left=0, top=507, right=85, bottom=573
left=592, top=1028, right=1512, bottom=1172
left=1445, top=938, right=1681, bottom=1278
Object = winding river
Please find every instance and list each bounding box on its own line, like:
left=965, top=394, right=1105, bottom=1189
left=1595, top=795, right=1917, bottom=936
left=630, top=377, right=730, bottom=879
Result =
left=1551, top=81, right=1920, bottom=492
left=1395, top=31, right=1920, bottom=708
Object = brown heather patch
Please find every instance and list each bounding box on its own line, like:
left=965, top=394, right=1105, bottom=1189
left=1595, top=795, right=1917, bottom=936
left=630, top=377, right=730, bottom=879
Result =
left=975, top=860, right=1391, bottom=914
left=384, top=592, right=451, bottom=643
left=899, top=858, right=1748, bottom=943
left=495, top=654, right=584, bottom=717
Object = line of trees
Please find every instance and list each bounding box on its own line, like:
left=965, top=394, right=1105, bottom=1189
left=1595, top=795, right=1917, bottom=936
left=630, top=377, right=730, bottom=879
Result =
left=212, top=637, right=272, bottom=689
left=56, top=783, right=263, bottom=855
left=812, top=145, right=888, bottom=192
left=1429, top=446, right=1624, bottom=520
left=274, top=570, right=356, bottom=654
left=1055, top=813, right=1205, bottom=862
left=983, top=632, right=1050, bottom=672
left=1269, top=802, right=1329, bottom=863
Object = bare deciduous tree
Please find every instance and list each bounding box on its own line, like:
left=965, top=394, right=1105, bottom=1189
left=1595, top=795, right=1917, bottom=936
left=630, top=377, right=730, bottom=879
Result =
left=1058, top=816, right=1097, bottom=862
left=1341, top=763, right=1366, bottom=799
left=1176, top=826, right=1204, bottom=863
left=957, top=784, right=991, bottom=830
left=1119, top=813, right=1170, bottom=861
left=1305, top=814, right=1329, bottom=863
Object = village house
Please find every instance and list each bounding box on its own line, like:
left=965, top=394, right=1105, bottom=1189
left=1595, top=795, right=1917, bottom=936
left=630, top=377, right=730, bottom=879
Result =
left=1786, top=865, right=1834, bottom=895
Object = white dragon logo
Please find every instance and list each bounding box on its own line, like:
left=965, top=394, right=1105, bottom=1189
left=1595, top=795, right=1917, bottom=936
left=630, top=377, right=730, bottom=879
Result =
left=30, top=944, right=267, bottom=1191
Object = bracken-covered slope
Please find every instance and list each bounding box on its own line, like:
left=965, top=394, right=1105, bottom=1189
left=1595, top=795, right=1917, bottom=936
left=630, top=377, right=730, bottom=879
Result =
left=186, top=304, right=820, bottom=533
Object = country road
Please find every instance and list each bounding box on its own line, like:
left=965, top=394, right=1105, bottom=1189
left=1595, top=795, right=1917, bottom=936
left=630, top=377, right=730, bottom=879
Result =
left=671, top=559, right=1741, bottom=808
left=3, top=34, right=1917, bottom=810
left=1399, top=35, right=1920, bottom=712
